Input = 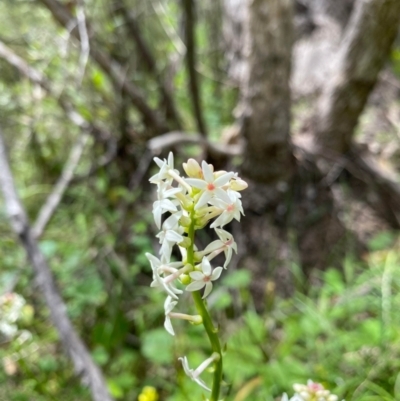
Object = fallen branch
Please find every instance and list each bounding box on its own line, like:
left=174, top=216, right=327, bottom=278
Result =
left=0, top=130, right=113, bottom=401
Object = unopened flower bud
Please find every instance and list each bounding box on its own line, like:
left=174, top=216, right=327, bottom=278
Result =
left=179, top=237, right=192, bottom=248
left=189, top=315, right=203, bottom=325
left=230, top=178, right=248, bottom=191
left=183, top=159, right=202, bottom=178
left=180, top=215, right=192, bottom=227
left=180, top=274, right=191, bottom=285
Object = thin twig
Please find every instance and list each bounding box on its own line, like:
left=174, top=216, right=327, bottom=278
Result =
left=115, top=0, right=181, bottom=128
left=182, top=0, right=207, bottom=136
left=32, top=133, right=89, bottom=239
left=0, top=130, right=113, bottom=401
left=76, top=1, right=90, bottom=84
left=38, top=0, right=168, bottom=133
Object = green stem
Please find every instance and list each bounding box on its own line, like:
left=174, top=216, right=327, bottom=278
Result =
left=187, top=207, right=223, bottom=401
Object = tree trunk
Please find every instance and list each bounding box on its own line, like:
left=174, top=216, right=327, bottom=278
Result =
left=240, top=0, right=294, bottom=184
left=316, top=0, right=400, bottom=154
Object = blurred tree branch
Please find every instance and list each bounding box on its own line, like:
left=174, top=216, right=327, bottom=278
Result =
left=38, top=0, right=169, bottom=133
left=0, top=129, right=114, bottom=401
left=114, top=0, right=182, bottom=129
left=181, top=0, right=208, bottom=137
left=0, top=40, right=117, bottom=235
left=32, top=133, right=89, bottom=239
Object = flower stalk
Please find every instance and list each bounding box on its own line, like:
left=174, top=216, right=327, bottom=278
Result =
left=146, top=153, right=247, bottom=400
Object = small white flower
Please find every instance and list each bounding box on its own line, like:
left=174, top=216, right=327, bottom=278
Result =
left=186, top=257, right=223, bottom=298
left=209, top=190, right=244, bottom=228
left=203, top=228, right=237, bottom=268
left=185, top=161, right=234, bottom=209
left=156, top=212, right=184, bottom=261
left=146, top=253, right=183, bottom=299
left=152, top=182, right=181, bottom=228
left=178, top=353, right=220, bottom=392
left=149, top=152, right=179, bottom=184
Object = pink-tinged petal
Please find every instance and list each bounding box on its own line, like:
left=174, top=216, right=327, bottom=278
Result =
left=201, top=257, right=212, bottom=275
left=195, top=191, right=213, bottom=210
left=189, top=271, right=205, bottom=280
left=203, top=240, right=224, bottom=254
left=186, top=280, right=206, bottom=292
left=185, top=178, right=207, bottom=190
left=202, top=282, right=213, bottom=298
left=214, top=188, right=233, bottom=204
left=202, top=161, right=214, bottom=183
left=214, top=172, right=235, bottom=187
left=211, top=266, right=223, bottom=281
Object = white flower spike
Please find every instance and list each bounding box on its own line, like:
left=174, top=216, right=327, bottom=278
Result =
left=147, top=153, right=247, bottom=399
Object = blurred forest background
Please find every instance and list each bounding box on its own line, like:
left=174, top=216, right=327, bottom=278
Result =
left=2, top=0, right=400, bottom=400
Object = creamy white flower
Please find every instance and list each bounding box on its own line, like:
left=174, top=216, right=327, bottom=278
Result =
left=185, top=161, right=234, bottom=209
left=156, top=212, right=184, bottom=261
left=186, top=257, right=223, bottom=298
left=203, top=228, right=237, bottom=268
left=146, top=253, right=183, bottom=299
left=152, top=182, right=181, bottom=228
left=149, top=152, right=179, bottom=184
left=209, top=190, right=244, bottom=228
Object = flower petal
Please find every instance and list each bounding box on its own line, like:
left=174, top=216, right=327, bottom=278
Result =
left=201, top=257, right=212, bottom=275
left=164, top=315, right=175, bottom=336
left=189, top=271, right=205, bottom=281
left=202, top=282, right=213, bottom=298
left=186, top=280, right=206, bottom=292
left=214, top=187, right=232, bottom=204
left=211, top=266, right=223, bottom=281
left=214, top=172, right=235, bottom=187
left=195, top=191, right=213, bottom=210
left=185, top=178, right=207, bottom=190
left=202, top=161, right=214, bottom=183
left=203, top=240, right=224, bottom=254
